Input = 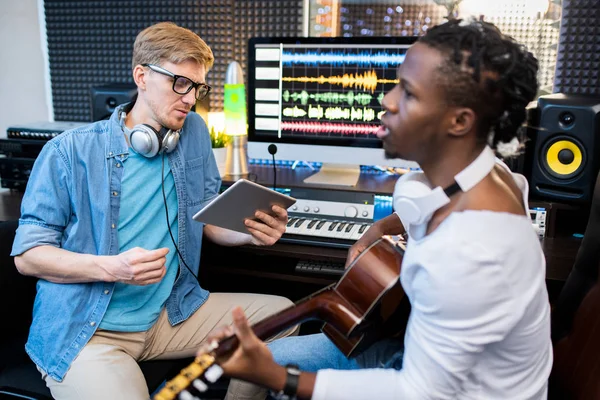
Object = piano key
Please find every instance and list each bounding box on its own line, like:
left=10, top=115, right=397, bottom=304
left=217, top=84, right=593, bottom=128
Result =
left=285, top=216, right=374, bottom=243
left=351, top=224, right=371, bottom=240
left=296, top=219, right=318, bottom=235
left=312, top=225, right=337, bottom=238
left=339, top=224, right=359, bottom=240
left=338, top=223, right=353, bottom=238
left=294, top=219, right=306, bottom=228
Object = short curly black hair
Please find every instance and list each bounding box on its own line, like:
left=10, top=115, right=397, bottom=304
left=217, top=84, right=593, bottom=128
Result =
left=419, top=19, right=539, bottom=149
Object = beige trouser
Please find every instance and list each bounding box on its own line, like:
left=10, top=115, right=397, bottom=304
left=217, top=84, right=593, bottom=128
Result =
left=39, top=292, right=297, bottom=400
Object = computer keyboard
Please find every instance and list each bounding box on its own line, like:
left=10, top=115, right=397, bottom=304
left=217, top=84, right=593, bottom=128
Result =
left=295, top=259, right=346, bottom=276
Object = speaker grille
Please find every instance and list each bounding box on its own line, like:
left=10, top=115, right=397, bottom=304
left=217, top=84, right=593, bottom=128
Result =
left=554, top=0, right=600, bottom=96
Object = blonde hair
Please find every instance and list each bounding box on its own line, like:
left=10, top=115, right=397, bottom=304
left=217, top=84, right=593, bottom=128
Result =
left=132, top=22, right=214, bottom=71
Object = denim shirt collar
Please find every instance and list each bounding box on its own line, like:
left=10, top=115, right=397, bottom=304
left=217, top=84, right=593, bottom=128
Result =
left=106, top=104, right=131, bottom=160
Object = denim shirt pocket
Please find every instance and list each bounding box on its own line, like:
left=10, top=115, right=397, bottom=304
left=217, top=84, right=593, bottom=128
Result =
left=185, top=156, right=205, bottom=206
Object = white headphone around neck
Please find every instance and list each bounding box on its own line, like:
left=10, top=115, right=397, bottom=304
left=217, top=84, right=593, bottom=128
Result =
left=393, top=146, right=497, bottom=239
left=120, top=112, right=181, bottom=158
left=394, top=174, right=459, bottom=227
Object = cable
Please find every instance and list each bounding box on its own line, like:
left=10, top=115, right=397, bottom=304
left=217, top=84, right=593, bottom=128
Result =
left=268, top=144, right=278, bottom=190
left=161, top=153, right=198, bottom=281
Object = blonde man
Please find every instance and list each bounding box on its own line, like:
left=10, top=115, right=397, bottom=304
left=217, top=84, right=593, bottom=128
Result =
left=13, top=22, right=295, bottom=400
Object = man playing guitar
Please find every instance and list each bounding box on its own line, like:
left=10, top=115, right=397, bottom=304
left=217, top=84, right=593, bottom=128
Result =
left=200, top=19, right=552, bottom=400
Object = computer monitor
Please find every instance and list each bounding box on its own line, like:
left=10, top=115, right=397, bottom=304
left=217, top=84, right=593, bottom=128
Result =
left=247, top=36, right=420, bottom=187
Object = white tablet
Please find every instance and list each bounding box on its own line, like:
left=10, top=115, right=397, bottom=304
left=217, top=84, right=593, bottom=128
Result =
left=192, top=179, right=297, bottom=234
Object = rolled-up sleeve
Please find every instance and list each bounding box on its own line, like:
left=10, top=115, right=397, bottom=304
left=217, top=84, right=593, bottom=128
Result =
left=11, top=141, right=72, bottom=256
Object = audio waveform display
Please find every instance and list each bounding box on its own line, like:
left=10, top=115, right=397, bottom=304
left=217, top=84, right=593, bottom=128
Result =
left=282, top=106, right=307, bottom=118
left=315, top=105, right=377, bottom=122
left=282, top=51, right=405, bottom=67
left=251, top=41, right=411, bottom=141
left=283, top=105, right=379, bottom=122
left=281, top=121, right=378, bottom=136
left=282, top=90, right=384, bottom=106
left=282, top=70, right=398, bottom=93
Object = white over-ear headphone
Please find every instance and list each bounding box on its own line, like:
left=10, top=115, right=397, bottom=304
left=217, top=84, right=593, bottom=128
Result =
left=393, top=146, right=497, bottom=239
left=120, top=112, right=181, bottom=158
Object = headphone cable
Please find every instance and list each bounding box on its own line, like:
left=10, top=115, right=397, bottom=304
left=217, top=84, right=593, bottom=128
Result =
left=272, top=153, right=277, bottom=190
left=268, top=144, right=278, bottom=191
left=161, top=153, right=199, bottom=281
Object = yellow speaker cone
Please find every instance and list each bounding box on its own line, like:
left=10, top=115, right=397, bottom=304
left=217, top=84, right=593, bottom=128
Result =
left=546, top=140, right=583, bottom=176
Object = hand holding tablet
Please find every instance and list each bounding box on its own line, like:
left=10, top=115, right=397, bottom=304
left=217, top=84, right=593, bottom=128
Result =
left=192, top=179, right=297, bottom=234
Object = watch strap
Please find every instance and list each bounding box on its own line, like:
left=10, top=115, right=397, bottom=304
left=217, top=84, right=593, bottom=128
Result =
left=283, top=364, right=301, bottom=398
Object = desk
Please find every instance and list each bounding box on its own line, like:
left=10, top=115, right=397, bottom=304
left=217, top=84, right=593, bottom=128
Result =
left=1, top=167, right=581, bottom=286
left=200, top=235, right=579, bottom=287
left=240, top=164, right=399, bottom=194
left=219, top=166, right=581, bottom=281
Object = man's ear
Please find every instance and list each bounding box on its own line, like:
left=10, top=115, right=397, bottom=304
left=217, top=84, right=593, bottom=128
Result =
left=132, top=65, right=146, bottom=90
left=448, top=107, right=476, bottom=138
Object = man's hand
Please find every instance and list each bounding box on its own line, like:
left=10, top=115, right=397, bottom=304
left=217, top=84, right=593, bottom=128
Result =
left=199, top=307, right=285, bottom=389
left=346, top=213, right=405, bottom=268
left=244, top=205, right=288, bottom=246
left=99, top=247, right=169, bottom=285
left=345, top=225, right=383, bottom=268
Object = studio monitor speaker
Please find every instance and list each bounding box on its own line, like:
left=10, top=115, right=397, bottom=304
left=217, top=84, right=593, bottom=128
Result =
left=530, top=94, right=600, bottom=203
left=90, top=83, right=137, bottom=122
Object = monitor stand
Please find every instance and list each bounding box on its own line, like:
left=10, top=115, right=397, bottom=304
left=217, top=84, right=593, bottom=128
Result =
left=303, top=164, right=361, bottom=187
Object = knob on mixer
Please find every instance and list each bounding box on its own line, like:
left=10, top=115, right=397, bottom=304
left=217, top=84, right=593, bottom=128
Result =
left=344, top=206, right=358, bottom=218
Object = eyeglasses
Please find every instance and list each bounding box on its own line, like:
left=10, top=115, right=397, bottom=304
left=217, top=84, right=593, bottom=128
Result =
left=142, top=63, right=211, bottom=100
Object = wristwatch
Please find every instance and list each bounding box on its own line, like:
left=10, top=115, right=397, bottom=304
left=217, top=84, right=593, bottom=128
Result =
left=270, top=364, right=301, bottom=400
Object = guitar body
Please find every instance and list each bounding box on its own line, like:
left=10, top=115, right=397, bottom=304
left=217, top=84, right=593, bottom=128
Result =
left=322, top=235, right=406, bottom=357
left=154, top=235, right=408, bottom=400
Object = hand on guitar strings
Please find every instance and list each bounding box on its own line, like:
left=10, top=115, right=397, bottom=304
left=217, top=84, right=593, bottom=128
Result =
left=198, top=307, right=287, bottom=390
left=345, top=224, right=384, bottom=269
left=345, top=213, right=406, bottom=269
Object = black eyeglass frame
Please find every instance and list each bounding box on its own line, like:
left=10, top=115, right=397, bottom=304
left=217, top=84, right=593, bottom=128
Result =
left=141, top=63, right=212, bottom=100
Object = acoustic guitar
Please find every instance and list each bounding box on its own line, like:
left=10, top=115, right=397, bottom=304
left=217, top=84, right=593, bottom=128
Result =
left=154, top=235, right=408, bottom=400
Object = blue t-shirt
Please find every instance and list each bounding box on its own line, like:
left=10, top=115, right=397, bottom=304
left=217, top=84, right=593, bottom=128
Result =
left=99, top=150, right=179, bottom=331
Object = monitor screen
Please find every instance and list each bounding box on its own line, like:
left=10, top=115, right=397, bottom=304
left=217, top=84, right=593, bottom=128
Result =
left=247, top=36, right=420, bottom=186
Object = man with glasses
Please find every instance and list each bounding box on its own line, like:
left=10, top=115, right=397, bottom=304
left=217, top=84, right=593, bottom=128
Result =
left=141, top=63, right=212, bottom=101
left=11, top=22, right=295, bottom=400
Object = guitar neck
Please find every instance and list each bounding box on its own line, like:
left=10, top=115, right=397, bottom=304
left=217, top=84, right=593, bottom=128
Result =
left=153, top=237, right=405, bottom=400
left=216, top=285, right=339, bottom=357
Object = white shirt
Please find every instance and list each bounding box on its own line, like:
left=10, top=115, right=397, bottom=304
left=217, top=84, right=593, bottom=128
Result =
left=312, top=171, right=553, bottom=400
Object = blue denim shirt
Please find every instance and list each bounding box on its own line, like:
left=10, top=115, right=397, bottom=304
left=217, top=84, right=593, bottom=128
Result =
left=11, top=106, right=221, bottom=382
